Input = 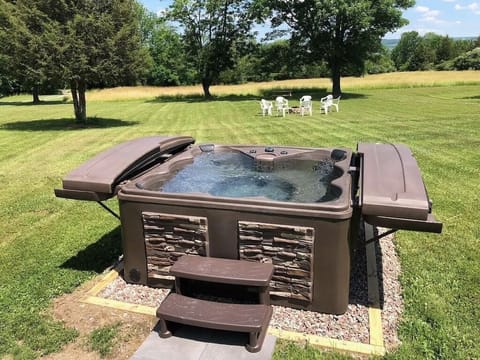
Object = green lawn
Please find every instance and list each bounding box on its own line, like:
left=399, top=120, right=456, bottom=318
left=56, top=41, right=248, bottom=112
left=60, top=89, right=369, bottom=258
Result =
left=0, top=83, right=479, bottom=359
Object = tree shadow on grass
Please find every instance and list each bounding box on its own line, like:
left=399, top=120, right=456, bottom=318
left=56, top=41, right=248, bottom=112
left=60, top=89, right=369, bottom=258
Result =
left=60, top=226, right=122, bottom=274
left=262, top=87, right=328, bottom=99
left=0, top=100, right=68, bottom=106
left=460, top=95, right=480, bottom=100
left=262, top=89, right=369, bottom=100
left=146, top=88, right=368, bottom=104
left=146, top=93, right=259, bottom=104
left=1, top=117, right=138, bottom=131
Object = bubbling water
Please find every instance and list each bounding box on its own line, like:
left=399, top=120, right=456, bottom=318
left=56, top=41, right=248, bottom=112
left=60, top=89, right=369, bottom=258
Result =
left=160, top=151, right=339, bottom=203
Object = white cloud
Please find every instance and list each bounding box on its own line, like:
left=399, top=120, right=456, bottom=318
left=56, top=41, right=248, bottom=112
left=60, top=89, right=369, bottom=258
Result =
left=455, top=2, right=479, bottom=11
left=417, top=28, right=445, bottom=36
left=417, top=5, right=429, bottom=12
left=469, top=2, right=479, bottom=10
left=415, top=6, right=442, bottom=22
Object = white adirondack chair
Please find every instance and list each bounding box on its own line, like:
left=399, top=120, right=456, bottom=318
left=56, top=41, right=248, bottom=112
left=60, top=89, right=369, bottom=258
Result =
left=260, top=99, right=273, bottom=116
left=320, top=95, right=333, bottom=114
left=331, top=95, right=341, bottom=112
left=275, top=96, right=290, bottom=117
left=299, top=95, right=313, bottom=116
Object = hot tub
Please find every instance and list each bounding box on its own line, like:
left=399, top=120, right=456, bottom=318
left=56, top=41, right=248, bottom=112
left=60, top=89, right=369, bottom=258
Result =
left=55, top=136, right=442, bottom=314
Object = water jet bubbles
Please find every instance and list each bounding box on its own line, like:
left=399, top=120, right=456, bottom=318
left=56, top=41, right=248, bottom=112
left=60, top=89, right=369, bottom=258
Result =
left=161, top=151, right=339, bottom=203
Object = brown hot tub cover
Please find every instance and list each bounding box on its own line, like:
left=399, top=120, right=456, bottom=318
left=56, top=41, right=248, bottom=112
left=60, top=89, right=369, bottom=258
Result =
left=54, top=135, right=194, bottom=201
left=358, top=143, right=442, bottom=233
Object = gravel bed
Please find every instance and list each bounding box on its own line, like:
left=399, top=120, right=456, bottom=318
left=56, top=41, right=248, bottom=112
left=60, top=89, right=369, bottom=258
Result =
left=100, top=279, right=171, bottom=308
left=98, top=227, right=402, bottom=349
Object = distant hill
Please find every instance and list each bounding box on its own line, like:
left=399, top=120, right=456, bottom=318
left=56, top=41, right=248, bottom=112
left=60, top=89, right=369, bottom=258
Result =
left=382, top=39, right=399, bottom=49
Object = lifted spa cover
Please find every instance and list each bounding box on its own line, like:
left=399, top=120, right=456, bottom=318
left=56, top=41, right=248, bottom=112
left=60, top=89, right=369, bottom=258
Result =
left=54, top=135, right=195, bottom=201
left=358, top=143, right=442, bottom=233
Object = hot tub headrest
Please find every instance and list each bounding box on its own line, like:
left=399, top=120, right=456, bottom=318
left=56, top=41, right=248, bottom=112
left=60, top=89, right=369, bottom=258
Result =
left=331, top=149, right=347, bottom=162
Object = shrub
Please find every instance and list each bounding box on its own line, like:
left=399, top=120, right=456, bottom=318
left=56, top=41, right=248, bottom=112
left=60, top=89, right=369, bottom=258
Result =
left=453, top=47, right=480, bottom=70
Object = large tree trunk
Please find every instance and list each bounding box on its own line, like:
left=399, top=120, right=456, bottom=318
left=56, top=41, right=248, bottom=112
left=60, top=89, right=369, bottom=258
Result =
left=32, top=85, right=40, bottom=104
left=70, top=79, right=87, bottom=124
left=201, top=77, right=212, bottom=98
left=331, top=62, right=342, bottom=97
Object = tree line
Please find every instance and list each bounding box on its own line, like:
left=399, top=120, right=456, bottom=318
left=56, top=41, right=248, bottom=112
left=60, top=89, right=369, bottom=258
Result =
left=1, top=0, right=478, bottom=123
left=390, top=32, right=480, bottom=72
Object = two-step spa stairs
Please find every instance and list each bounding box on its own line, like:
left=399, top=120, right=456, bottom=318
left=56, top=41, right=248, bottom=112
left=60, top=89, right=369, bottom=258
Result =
left=156, top=256, right=274, bottom=353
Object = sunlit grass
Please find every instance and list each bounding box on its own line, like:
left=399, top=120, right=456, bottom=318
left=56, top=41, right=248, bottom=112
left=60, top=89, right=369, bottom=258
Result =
left=87, top=322, right=121, bottom=358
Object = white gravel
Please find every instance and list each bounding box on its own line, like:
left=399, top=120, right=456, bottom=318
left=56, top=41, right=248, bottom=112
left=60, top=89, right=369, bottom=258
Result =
left=98, top=227, right=402, bottom=349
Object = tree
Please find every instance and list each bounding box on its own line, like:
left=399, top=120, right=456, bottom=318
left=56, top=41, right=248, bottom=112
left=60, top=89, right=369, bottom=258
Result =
left=168, top=0, right=256, bottom=97
left=136, top=5, right=195, bottom=86
left=264, top=0, right=414, bottom=96
left=435, top=36, right=455, bottom=64
left=453, top=38, right=477, bottom=57
left=0, top=0, right=150, bottom=123
left=0, top=0, right=62, bottom=102
left=422, top=32, right=443, bottom=64
left=0, top=1, right=15, bottom=97
left=391, top=31, right=421, bottom=70
left=391, top=32, right=475, bottom=71
left=147, top=24, right=194, bottom=86
left=218, top=47, right=262, bottom=83
left=365, top=46, right=396, bottom=74
left=62, top=0, right=150, bottom=123
left=474, top=36, right=480, bottom=48
left=408, top=41, right=435, bottom=71
left=453, top=47, right=480, bottom=70
left=391, top=32, right=435, bottom=71
left=257, top=40, right=294, bottom=80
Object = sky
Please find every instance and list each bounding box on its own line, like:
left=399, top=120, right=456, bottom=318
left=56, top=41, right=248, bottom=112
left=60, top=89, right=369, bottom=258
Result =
left=138, top=0, right=480, bottom=39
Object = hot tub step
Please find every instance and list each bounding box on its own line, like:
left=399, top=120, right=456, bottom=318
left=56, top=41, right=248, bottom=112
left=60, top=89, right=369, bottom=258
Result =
left=157, top=293, right=273, bottom=353
left=170, top=255, right=274, bottom=286
left=170, top=255, right=274, bottom=304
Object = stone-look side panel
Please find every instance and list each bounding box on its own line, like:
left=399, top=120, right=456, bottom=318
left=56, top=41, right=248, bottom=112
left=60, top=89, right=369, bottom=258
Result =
left=238, top=221, right=314, bottom=301
left=142, top=212, right=208, bottom=280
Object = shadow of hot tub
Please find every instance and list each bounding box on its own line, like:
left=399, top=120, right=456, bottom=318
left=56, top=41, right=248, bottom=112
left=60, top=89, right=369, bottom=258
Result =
left=55, top=136, right=442, bottom=315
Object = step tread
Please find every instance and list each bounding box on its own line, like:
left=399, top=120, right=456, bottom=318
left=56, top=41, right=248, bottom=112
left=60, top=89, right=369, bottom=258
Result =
left=157, top=293, right=272, bottom=332
left=171, top=256, right=273, bottom=286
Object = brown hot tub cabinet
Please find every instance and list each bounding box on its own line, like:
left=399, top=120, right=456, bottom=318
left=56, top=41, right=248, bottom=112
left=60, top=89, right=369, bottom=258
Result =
left=55, top=135, right=442, bottom=315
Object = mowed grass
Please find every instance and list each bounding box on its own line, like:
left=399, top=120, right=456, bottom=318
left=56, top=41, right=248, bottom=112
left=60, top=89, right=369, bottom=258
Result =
left=0, top=72, right=479, bottom=359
